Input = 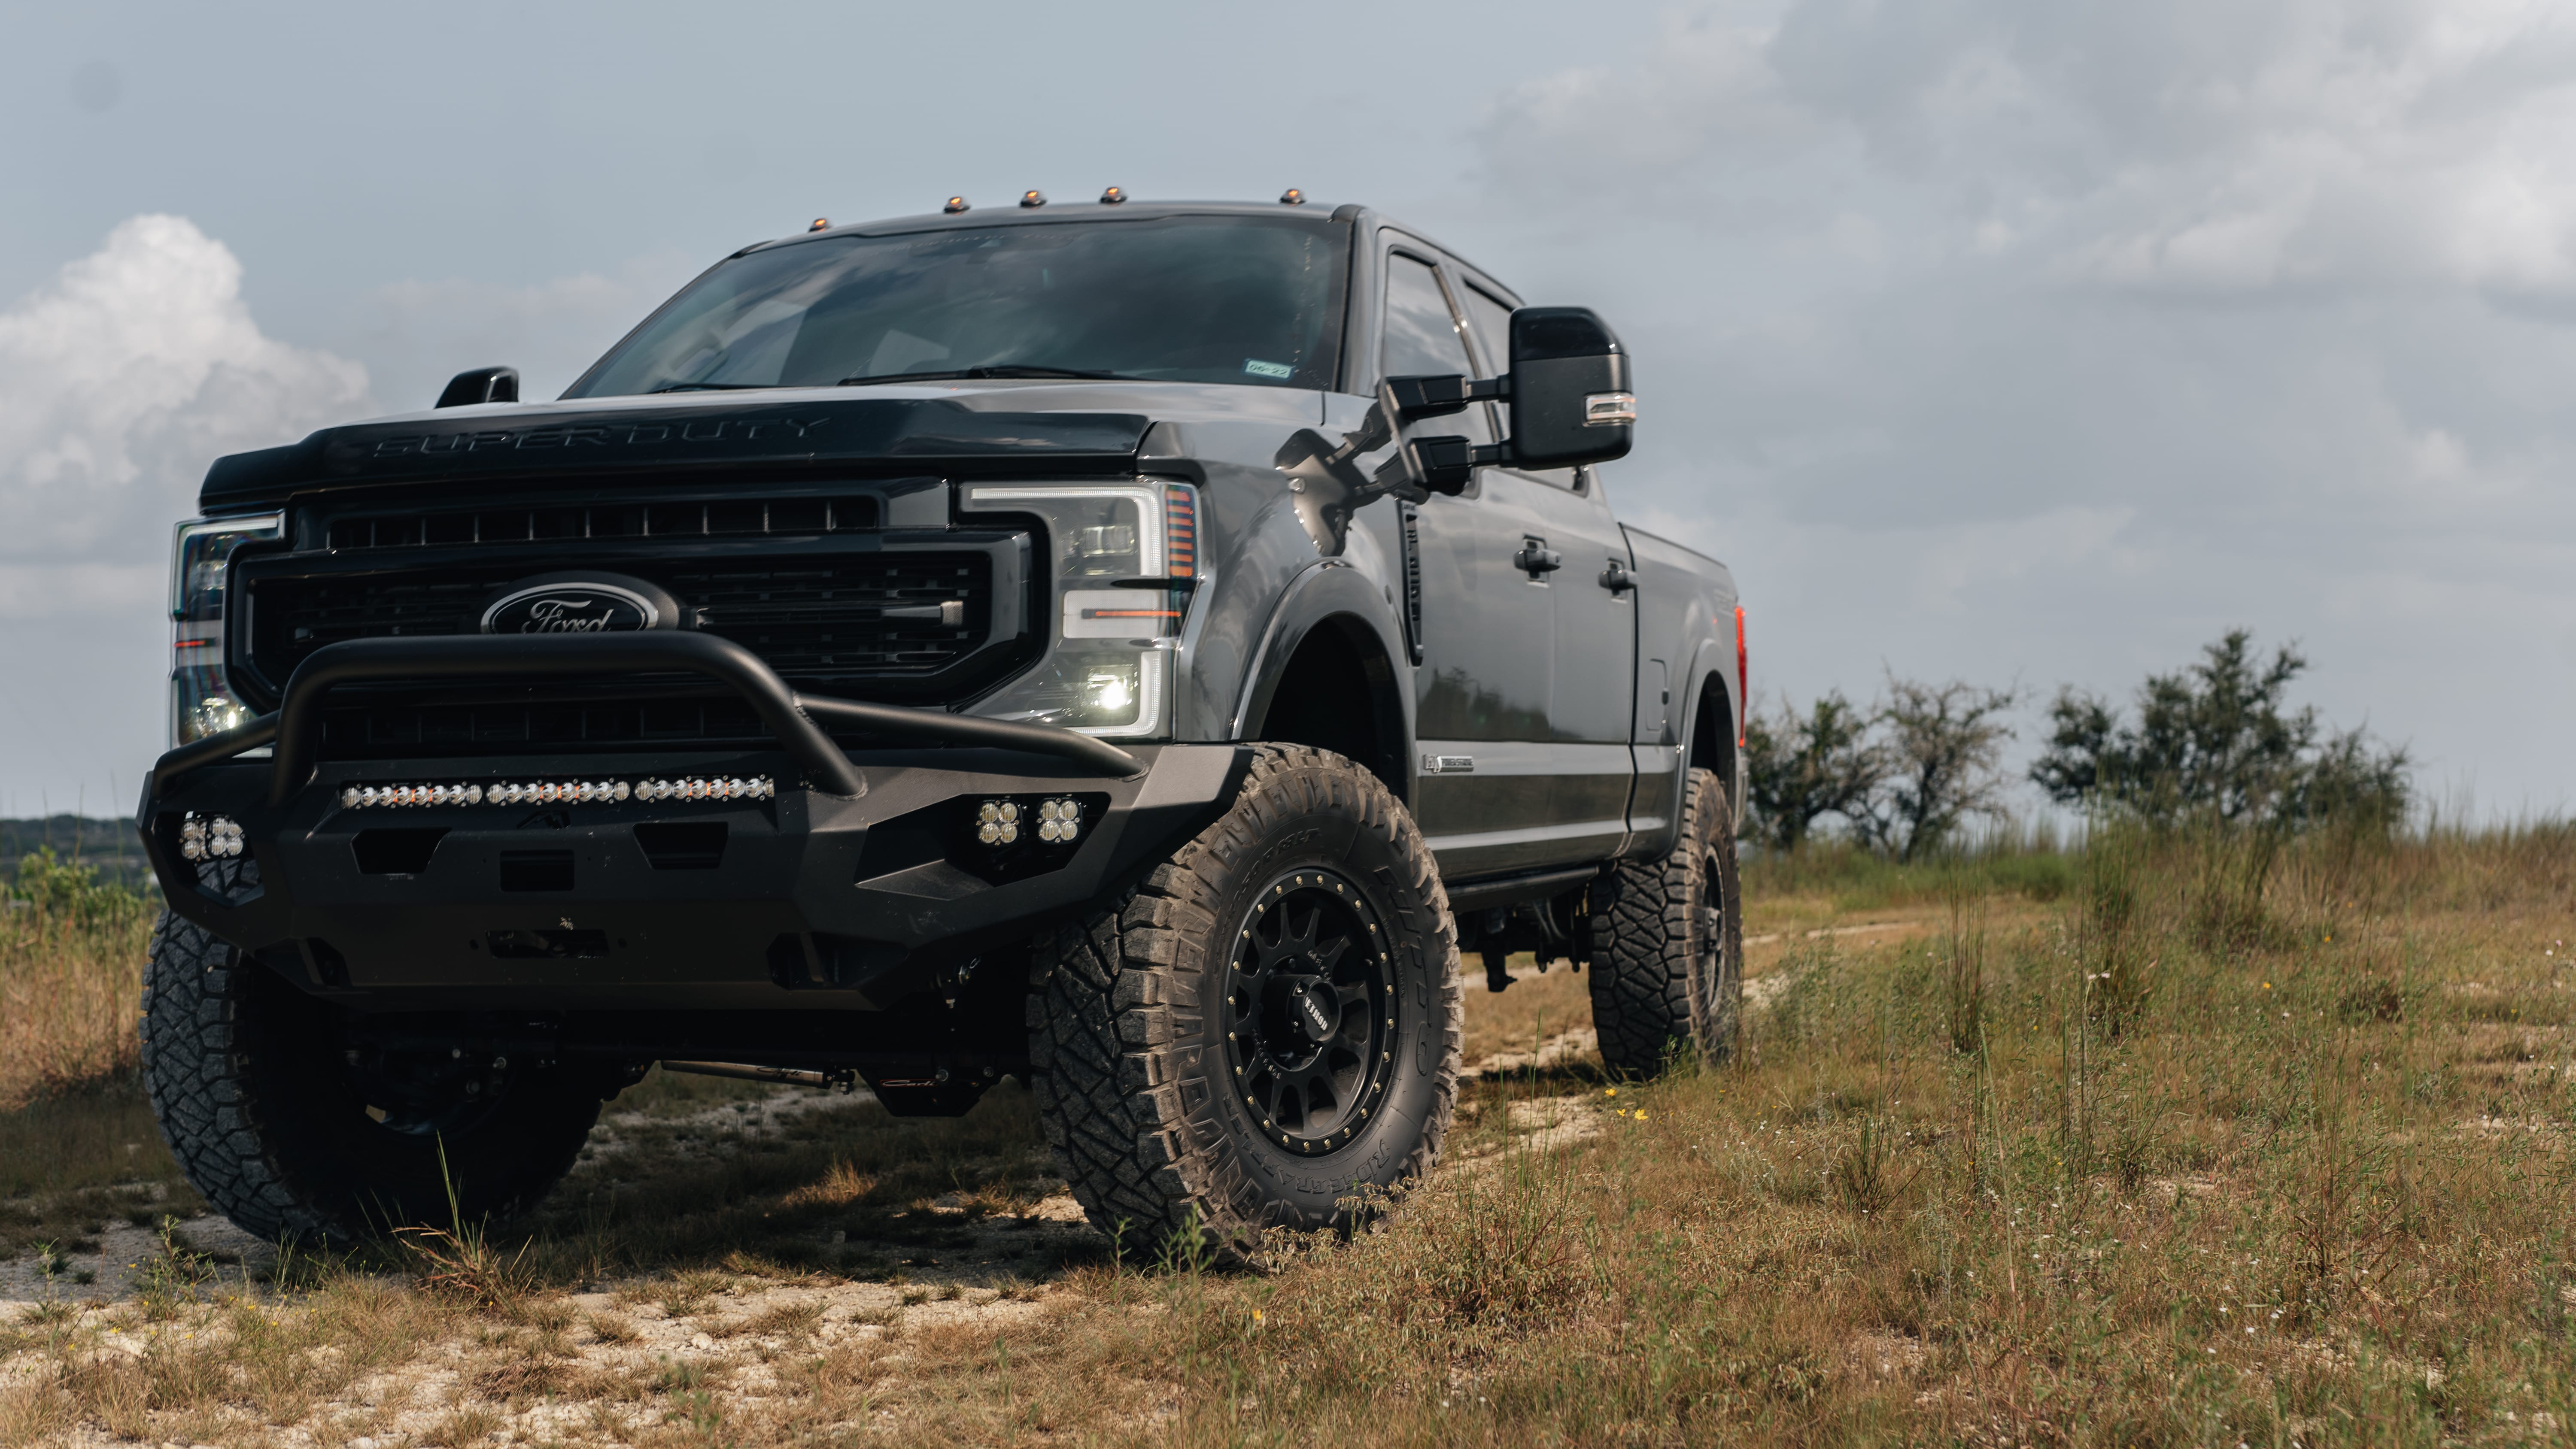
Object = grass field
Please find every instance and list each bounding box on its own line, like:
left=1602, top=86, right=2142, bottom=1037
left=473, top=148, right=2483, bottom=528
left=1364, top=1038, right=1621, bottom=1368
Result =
left=3, top=819, right=2574, bottom=1445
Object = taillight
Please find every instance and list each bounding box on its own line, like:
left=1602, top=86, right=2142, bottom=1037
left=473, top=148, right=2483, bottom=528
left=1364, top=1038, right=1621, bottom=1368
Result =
left=1734, top=604, right=1747, bottom=748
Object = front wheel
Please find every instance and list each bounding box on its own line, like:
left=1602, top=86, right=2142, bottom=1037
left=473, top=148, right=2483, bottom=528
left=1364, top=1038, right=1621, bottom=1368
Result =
left=1027, top=744, right=1462, bottom=1250
left=1589, top=766, right=1744, bottom=1076
left=141, top=912, right=609, bottom=1241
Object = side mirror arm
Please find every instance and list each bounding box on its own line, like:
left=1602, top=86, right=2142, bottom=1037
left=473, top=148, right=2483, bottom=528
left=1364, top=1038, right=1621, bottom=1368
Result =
left=1267, top=367, right=1527, bottom=554
left=1401, top=436, right=1509, bottom=495
left=1380, top=372, right=1507, bottom=423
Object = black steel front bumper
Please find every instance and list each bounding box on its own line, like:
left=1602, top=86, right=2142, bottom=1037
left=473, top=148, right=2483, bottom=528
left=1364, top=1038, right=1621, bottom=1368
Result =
left=138, top=635, right=1245, bottom=1012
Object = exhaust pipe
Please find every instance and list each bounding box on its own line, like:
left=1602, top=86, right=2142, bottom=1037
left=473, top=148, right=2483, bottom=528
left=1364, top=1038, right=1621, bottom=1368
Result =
left=659, top=1060, right=859, bottom=1093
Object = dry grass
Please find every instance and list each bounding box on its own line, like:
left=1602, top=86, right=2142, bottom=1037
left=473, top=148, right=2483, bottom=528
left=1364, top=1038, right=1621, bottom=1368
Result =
left=0, top=851, right=152, bottom=1109
left=0, top=854, right=197, bottom=1262
left=1461, top=953, right=1597, bottom=1067
left=6, top=820, right=2576, bottom=1444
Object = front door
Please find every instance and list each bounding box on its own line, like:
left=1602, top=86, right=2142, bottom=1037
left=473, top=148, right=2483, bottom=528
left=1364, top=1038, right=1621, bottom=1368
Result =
left=1379, top=247, right=1562, bottom=879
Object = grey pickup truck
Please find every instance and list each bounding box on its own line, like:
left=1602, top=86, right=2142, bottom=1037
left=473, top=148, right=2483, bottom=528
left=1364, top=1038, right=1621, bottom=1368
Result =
left=137, top=192, right=1747, bottom=1250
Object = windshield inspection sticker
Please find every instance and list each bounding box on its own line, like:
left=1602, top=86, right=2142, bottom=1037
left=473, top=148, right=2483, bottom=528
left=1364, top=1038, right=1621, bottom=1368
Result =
left=1242, top=358, right=1294, bottom=379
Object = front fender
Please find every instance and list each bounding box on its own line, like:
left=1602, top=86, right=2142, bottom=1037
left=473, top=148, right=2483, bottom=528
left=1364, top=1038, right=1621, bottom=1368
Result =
left=1228, top=559, right=1414, bottom=746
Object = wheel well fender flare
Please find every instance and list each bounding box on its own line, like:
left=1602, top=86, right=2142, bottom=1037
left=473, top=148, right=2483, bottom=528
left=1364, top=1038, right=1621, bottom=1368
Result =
left=1680, top=634, right=1741, bottom=803
left=1230, top=564, right=1413, bottom=776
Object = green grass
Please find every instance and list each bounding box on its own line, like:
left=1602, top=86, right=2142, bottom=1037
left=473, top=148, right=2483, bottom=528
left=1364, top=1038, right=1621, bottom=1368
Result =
left=1741, top=826, right=2079, bottom=912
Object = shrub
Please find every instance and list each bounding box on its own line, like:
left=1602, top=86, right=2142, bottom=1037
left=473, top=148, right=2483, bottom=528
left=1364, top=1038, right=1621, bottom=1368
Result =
left=2030, top=629, right=2409, bottom=832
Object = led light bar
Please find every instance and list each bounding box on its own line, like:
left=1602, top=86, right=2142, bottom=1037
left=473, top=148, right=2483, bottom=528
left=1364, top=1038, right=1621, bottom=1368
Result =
left=178, top=812, right=243, bottom=861
left=337, top=776, right=775, bottom=809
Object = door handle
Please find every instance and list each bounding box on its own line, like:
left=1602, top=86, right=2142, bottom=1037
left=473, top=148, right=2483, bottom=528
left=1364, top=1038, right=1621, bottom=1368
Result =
left=1513, top=540, right=1563, bottom=577
left=1598, top=558, right=1634, bottom=593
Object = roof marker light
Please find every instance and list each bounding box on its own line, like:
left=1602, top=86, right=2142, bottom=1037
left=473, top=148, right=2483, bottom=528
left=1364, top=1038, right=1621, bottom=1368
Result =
left=1020, top=189, right=1047, bottom=208
left=1279, top=188, right=1306, bottom=206
left=808, top=217, right=830, bottom=232
left=943, top=196, right=971, bottom=214
left=1100, top=186, right=1126, bottom=205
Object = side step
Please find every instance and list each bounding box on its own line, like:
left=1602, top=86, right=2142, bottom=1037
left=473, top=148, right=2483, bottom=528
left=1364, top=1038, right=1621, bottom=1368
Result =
left=1443, top=863, right=1601, bottom=916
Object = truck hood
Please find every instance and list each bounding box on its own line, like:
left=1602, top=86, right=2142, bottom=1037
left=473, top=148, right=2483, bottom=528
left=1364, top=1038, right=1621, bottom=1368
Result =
left=196, top=380, right=1319, bottom=512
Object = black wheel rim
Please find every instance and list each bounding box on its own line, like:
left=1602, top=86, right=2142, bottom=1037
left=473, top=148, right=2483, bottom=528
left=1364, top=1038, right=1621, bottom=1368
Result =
left=1222, top=866, right=1399, bottom=1155
left=344, top=1043, right=513, bottom=1138
left=1695, top=846, right=1729, bottom=1032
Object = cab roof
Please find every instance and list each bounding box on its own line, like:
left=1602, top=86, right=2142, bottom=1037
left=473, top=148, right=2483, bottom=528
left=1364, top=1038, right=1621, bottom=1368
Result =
left=753, top=197, right=1365, bottom=255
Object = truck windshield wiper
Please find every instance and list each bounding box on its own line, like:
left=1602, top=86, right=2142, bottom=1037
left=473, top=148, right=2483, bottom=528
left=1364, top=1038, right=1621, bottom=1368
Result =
left=647, top=382, right=774, bottom=393
left=836, top=365, right=1125, bottom=385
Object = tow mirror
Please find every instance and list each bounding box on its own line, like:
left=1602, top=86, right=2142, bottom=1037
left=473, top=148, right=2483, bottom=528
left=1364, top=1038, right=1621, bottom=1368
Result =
left=1504, top=307, right=1632, bottom=468
left=435, top=366, right=520, bottom=409
left=1377, top=306, right=1633, bottom=482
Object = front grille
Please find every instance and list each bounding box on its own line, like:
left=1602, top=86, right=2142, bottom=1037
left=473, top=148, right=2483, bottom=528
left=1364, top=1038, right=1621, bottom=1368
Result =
left=234, top=540, right=1027, bottom=758
left=672, top=560, right=978, bottom=675
left=325, top=495, right=880, bottom=551
left=246, top=555, right=986, bottom=688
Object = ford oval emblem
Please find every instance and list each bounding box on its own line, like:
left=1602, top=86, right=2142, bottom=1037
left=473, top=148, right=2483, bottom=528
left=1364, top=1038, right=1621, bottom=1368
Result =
left=481, top=581, right=661, bottom=635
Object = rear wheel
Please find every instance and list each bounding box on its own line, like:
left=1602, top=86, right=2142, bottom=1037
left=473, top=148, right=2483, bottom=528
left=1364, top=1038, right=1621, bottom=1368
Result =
left=1027, top=744, right=1461, bottom=1252
left=142, top=912, right=608, bottom=1241
left=1589, top=767, right=1744, bottom=1076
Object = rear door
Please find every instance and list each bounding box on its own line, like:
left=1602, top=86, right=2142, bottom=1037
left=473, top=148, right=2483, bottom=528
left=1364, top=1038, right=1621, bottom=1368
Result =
left=1454, top=278, right=1637, bottom=864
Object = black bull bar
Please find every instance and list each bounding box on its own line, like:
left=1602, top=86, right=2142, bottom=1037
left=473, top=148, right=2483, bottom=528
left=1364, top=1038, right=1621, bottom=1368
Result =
left=137, top=634, right=1242, bottom=1011
left=148, top=632, right=1146, bottom=803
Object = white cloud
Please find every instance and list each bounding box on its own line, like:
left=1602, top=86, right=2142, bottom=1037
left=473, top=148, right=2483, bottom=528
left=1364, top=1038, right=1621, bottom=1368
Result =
left=1470, top=2, right=2576, bottom=815
left=0, top=215, right=371, bottom=813
left=1488, top=2, right=2576, bottom=298
left=0, top=214, right=371, bottom=569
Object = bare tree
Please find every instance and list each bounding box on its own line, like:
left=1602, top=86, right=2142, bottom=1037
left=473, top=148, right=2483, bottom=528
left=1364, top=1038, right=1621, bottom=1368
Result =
left=1741, top=691, right=1885, bottom=851
left=1851, top=677, right=2017, bottom=861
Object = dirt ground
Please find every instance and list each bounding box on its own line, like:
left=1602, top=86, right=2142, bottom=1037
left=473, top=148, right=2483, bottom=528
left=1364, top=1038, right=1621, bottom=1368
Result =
left=0, top=920, right=1910, bottom=1448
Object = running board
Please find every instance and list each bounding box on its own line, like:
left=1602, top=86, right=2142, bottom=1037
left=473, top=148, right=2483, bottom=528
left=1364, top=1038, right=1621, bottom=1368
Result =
left=1443, top=863, right=1602, bottom=918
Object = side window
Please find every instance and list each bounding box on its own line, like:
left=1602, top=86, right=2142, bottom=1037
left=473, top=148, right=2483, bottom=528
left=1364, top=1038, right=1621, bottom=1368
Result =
left=1461, top=281, right=1582, bottom=491
left=1459, top=285, right=1513, bottom=379
left=1380, top=253, right=1492, bottom=444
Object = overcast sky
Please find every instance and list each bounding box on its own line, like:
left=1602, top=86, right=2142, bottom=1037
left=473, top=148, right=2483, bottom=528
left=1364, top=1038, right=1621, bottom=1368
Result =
left=3, top=0, right=2568, bottom=820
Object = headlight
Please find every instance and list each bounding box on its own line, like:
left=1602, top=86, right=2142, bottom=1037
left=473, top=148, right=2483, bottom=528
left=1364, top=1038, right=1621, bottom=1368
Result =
left=961, top=482, right=1197, bottom=738
left=169, top=513, right=283, bottom=747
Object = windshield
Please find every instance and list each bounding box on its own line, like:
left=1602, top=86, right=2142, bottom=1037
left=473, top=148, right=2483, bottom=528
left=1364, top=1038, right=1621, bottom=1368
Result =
left=566, top=215, right=1349, bottom=397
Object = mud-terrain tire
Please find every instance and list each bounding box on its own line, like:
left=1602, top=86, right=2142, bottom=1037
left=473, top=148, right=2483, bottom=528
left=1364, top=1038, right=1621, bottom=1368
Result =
left=142, top=910, right=606, bottom=1241
left=1027, top=744, right=1462, bottom=1252
left=1589, top=766, right=1744, bottom=1076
